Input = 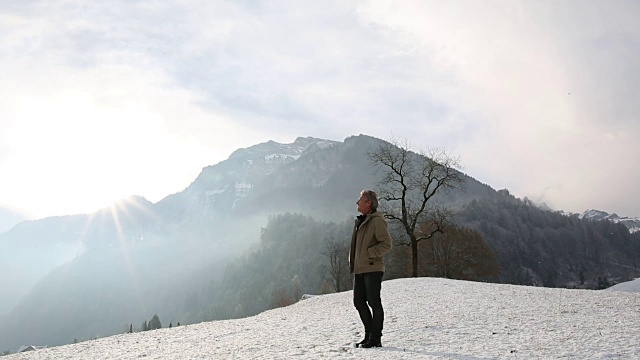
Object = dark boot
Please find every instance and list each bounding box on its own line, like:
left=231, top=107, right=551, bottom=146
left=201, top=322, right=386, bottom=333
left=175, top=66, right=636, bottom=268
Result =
left=356, top=332, right=370, bottom=348
left=362, top=337, right=382, bottom=348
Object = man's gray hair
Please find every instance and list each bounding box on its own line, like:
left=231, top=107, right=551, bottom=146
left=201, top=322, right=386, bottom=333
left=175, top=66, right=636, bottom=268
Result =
left=360, top=189, right=379, bottom=211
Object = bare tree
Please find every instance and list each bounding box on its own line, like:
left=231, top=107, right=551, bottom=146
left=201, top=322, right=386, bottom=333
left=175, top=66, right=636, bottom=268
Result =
left=323, top=238, right=351, bottom=292
left=291, top=275, right=301, bottom=300
left=270, top=288, right=294, bottom=309
left=368, top=138, right=464, bottom=277
left=419, top=224, right=500, bottom=280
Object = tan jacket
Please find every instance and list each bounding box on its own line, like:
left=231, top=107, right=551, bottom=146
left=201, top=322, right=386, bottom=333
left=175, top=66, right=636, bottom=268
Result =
left=349, top=211, right=393, bottom=274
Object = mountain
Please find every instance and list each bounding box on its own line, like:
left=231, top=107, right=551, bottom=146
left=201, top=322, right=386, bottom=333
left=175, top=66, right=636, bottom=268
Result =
left=1, top=134, right=639, bottom=353
left=580, top=209, right=640, bottom=233
left=4, top=278, right=639, bottom=358
left=0, top=195, right=161, bottom=315
left=0, top=205, right=29, bottom=235
left=0, top=136, right=364, bottom=351
left=154, top=136, right=343, bottom=221
left=0, top=214, right=86, bottom=315
left=0, top=137, right=339, bottom=315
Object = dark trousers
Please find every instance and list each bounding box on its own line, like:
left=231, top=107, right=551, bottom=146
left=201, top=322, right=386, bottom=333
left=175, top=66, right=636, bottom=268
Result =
left=353, top=271, right=384, bottom=339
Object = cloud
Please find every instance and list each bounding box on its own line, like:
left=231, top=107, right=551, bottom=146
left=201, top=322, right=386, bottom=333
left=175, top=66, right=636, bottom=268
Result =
left=356, top=0, right=640, bottom=216
left=0, top=1, right=279, bottom=217
left=1, top=0, right=638, bottom=218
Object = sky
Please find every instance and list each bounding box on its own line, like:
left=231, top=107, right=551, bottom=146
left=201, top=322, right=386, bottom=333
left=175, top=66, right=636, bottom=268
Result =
left=1, top=0, right=639, bottom=224
left=6, top=277, right=640, bottom=358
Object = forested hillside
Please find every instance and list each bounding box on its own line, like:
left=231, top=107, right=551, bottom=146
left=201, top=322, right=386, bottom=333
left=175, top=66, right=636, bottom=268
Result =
left=455, top=190, right=640, bottom=288
left=175, top=196, right=640, bottom=323
left=180, top=214, right=354, bottom=322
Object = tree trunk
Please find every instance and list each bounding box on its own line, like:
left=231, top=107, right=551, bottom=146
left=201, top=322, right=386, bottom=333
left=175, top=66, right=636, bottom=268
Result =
left=411, top=236, right=419, bottom=277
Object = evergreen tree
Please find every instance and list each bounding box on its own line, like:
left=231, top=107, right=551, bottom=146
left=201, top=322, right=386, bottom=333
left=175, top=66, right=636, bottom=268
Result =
left=455, top=194, right=640, bottom=288
left=148, top=315, right=162, bottom=330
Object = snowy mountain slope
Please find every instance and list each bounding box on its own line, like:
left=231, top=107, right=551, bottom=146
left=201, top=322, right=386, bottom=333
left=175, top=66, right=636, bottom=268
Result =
left=608, top=277, right=640, bottom=293
left=7, top=278, right=640, bottom=359
left=580, top=209, right=640, bottom=233
left=157, top=136, right=340, bottom=217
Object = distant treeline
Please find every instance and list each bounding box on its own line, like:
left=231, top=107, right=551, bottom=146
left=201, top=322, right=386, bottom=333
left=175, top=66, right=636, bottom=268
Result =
left=454, top=190, right=640, bottom=288
left=176, top=211, right=501, bottom=322
left=173, top=194, right=640, bottom=323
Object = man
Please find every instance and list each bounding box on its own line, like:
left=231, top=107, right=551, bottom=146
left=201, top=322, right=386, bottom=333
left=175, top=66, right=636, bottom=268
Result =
left=349, top=189, right=393, bottom=348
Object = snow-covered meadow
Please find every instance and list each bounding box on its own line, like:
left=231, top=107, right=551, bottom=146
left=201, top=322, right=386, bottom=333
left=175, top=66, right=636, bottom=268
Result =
left=7, top=278, right=640, bottom=359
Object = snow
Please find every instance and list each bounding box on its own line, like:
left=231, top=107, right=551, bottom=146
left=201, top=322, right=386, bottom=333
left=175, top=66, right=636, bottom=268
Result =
left=608, top=277, right=640, bottom=293
left=205, top=189, right=225, bottom=197
left=6, top=278, right=640, bottom=359
left=234, top=182, right=253, bottom=196
left=261, top=153, right=303, bottom=162
left=580, top=209, right=640, bottom=233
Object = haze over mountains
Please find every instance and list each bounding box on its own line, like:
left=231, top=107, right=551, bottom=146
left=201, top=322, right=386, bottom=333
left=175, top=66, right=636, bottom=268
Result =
left=1, top=134, right=639, bottom=353
left=0, top=207, right=29, bottom=235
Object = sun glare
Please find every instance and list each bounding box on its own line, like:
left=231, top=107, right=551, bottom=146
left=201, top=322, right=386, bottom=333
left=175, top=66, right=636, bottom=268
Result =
left=77, top=195, right=161, bottom=315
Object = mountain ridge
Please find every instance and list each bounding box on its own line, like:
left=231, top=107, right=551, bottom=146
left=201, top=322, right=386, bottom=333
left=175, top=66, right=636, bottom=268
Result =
left=1, top=134, right=639, bottom=353
left=580, top=209, right=640, bottom=233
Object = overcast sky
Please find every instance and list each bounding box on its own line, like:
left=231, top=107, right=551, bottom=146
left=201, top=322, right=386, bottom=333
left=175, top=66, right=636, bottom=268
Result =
left=1, top=0, right=639, bottom=222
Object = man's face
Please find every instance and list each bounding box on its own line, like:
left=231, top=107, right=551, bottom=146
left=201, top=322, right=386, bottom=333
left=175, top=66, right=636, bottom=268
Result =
left=356, top=194, right=372, bottom=215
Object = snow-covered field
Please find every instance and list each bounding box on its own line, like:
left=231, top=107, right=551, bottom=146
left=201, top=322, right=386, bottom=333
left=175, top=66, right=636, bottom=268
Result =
left=7, top=278, right=640, bottom=359
left=607, top=277, right=640, bottom=293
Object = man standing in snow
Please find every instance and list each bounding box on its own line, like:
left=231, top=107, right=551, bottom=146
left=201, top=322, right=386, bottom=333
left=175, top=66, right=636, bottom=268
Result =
left=350, top=189, right=393, bottom=348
